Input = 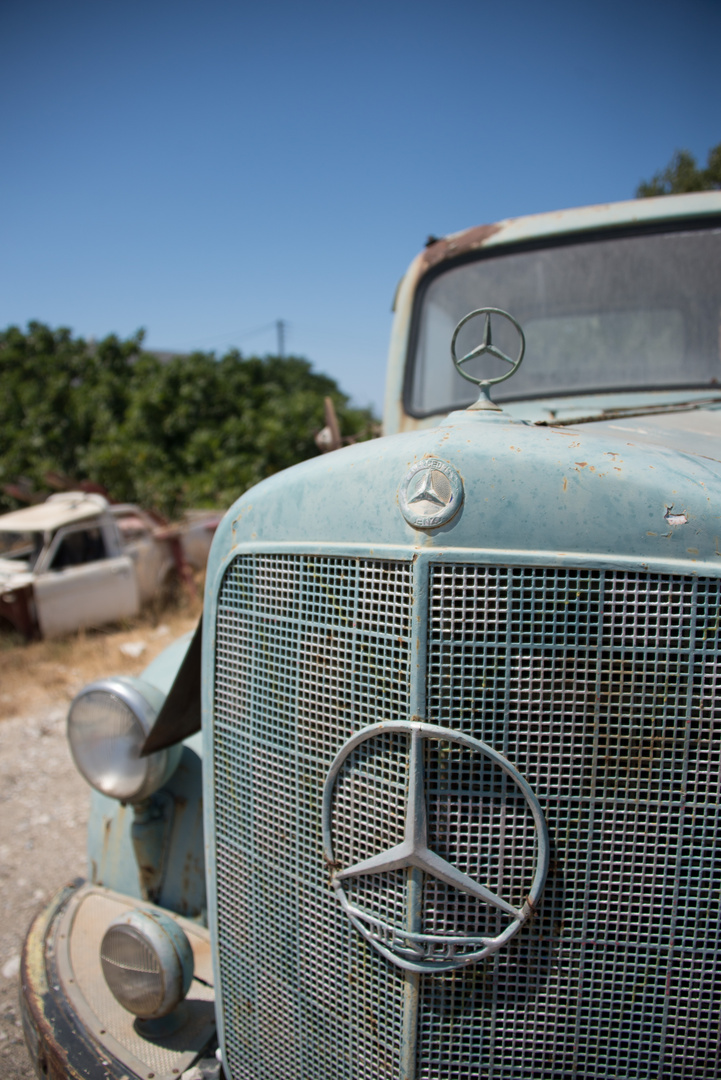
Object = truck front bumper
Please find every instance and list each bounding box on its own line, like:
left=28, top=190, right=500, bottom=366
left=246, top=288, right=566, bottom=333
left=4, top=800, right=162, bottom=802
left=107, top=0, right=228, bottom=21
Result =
left=20, top=881, right=216, bottom=1080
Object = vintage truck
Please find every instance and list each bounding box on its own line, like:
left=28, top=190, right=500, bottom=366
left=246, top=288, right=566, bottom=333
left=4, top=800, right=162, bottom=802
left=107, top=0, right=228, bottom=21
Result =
left=21, top=190, right=721, bottom=1080
left=0, top=494, right=218, bottom=639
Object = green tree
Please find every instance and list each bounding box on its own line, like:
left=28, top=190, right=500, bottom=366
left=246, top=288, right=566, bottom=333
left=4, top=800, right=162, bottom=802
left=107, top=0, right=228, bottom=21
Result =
left=636, top=142, right=721, bottom=197
left=0, top=323, right=376, bottom=518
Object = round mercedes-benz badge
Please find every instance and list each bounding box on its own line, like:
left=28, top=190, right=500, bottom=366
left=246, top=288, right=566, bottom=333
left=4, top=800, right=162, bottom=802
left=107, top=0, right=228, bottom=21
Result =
left=399, top=459, right=463, bottom=529
left=322, top=721, right=549, bottom=974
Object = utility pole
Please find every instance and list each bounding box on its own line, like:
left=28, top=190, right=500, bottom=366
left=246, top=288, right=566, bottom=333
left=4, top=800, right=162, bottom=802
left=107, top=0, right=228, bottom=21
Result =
left=276, top=319, right=286, bottom=358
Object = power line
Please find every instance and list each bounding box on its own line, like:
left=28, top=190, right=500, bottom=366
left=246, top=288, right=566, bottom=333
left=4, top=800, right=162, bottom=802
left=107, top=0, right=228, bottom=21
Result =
left=163, top=320, right=279, bottom=351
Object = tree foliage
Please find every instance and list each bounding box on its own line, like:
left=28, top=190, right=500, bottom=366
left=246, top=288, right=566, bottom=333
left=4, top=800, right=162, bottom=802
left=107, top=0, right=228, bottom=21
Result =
left=636, top=142, right=721, bottom=197
left=0, top=322, right=377, bottom=517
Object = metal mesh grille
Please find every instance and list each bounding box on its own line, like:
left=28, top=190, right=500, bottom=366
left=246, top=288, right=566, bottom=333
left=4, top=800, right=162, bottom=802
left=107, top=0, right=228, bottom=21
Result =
left=423, top=738, right=538, bottom=942
left=332, top=730, right=410, bottom=931
left=422, top=565, right=721, bottom=1080
left=213, top=555, right=413, bottom=1080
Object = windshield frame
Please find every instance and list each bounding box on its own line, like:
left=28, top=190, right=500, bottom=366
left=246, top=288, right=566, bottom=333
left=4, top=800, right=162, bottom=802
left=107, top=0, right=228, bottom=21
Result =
left=0, top=528, right=47, bottom=572
left=402, top=216, right=721, bottom=419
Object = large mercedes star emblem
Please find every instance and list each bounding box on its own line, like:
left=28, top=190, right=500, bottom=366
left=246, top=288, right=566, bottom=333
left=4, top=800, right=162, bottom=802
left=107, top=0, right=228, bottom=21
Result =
left=399, top=458, right=463, bottom=529
left=451, top=306, right=526, bottom=389
left=322, top=721, right=549, bottom=973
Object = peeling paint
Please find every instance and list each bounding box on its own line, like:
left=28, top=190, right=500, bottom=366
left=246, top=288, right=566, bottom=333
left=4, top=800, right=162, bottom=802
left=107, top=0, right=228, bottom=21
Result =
left=418, top=222, right=503, bottom=273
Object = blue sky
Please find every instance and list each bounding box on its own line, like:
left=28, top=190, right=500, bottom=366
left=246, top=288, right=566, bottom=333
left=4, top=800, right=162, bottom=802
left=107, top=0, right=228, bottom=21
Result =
left=2, top=0, right=719, bottom=412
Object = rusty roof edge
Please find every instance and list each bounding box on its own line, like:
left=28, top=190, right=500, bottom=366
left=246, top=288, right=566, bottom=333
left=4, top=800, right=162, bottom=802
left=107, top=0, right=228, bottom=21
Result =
left=419, top=223, right=502, bottom=272
left=419, top=191, right=721, bottom=274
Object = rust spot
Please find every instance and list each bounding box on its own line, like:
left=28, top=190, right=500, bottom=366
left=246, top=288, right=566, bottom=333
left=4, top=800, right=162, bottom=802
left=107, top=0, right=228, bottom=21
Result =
left=418, top=222, right=503, bottom=272
left=575, top=462, right=588, bottom=468
left=101, top=817, right=113, bottom=862
left=562, top=477, right=568, bottom=492
left=324, top=854, right=342, bottom=887
left=0, top=582, right=38, bottom=640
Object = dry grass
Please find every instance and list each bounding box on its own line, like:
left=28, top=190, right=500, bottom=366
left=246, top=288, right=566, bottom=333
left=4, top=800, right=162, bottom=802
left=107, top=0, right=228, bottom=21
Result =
left=0, top=597, right=202, bottom=723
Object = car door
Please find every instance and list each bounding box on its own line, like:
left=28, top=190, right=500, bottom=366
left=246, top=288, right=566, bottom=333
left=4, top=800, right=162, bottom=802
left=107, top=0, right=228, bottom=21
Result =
left=34, top=523, right=140, bottom=637
left=112, top=510, right=166, bottom=605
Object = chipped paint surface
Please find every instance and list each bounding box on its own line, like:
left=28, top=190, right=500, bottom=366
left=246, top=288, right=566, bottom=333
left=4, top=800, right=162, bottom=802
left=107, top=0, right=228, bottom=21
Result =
left=21, top=881, right=214, bottom=1080
left=418, top=222, right=503, bottom=273
left=21, top=884, right=95, bottom=1080
left=87, top=638, right=206, bottom=919
left=89, top=737, right=206, bottom=920
left=206, top=403, right=721, bottom=579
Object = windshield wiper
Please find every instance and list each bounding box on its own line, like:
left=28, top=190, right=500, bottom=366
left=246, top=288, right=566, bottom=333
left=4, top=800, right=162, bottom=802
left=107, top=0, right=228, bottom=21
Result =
left=534, top=396, right=721, bottom=427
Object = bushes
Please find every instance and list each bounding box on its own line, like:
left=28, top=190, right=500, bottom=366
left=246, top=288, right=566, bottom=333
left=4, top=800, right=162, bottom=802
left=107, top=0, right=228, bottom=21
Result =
left=0, top=323, right=376, bottom=517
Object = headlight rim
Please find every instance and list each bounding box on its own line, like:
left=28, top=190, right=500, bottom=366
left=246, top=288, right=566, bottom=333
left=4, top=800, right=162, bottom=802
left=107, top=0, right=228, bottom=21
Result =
left=67, top=676, right=180, bottom=803
left=100, top=908, right=194, bottom=1019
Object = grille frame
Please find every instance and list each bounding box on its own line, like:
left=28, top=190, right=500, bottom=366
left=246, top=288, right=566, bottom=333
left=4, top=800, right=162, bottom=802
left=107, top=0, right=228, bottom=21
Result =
left=204, top=546, right=419, bottom=1080
left=205, top=541, right=721, bottom=1080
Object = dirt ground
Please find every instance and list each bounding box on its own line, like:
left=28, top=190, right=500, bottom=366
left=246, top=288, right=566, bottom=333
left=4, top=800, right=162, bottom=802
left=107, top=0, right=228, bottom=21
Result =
left=0, top=603, right=200, bottom=1079
left=0, top=600, right=201, bottom=724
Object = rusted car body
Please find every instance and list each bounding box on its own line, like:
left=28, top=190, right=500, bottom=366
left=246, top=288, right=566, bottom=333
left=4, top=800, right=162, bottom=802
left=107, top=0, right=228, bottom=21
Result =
left=21, top=190, right=721, bottom=1080
left=0, top=493, right=218, bottom=639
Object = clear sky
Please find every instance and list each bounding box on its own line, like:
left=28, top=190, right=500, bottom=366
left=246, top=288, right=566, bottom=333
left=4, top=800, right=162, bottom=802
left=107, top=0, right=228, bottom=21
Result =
left=2, top=0, right=719, bottom=413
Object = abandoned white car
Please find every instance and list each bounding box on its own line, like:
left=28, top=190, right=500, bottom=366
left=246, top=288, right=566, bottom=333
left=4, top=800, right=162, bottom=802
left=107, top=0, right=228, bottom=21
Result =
left=0, top=493, right=216, bottom=639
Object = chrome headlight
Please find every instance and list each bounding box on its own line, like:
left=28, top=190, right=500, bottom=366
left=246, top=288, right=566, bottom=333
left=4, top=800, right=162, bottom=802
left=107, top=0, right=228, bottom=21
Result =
left=67, top=677, right=182, bottom=802
left=100, top=909, right=194, bottom=1019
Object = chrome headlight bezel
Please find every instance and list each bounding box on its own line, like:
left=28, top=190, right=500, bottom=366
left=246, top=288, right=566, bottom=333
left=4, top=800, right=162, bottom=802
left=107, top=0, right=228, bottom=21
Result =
left=100, top=908, right=194, bottom=1019
left=67, top=677, right=182, bottom=803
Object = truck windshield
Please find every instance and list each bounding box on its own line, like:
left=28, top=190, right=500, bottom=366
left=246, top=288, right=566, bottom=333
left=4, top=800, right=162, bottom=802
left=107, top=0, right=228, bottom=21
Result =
left=408, top=224, right=721, bottom=414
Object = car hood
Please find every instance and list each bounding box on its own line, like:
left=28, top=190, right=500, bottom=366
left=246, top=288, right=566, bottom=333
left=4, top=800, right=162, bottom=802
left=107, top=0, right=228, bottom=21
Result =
left=0, top=560, right=34, bottom=589
left=571, top=405, right=721, bottom=464
left=503, top=388, right=721, bottom=425
left=208, top=399, right=721, bottom=582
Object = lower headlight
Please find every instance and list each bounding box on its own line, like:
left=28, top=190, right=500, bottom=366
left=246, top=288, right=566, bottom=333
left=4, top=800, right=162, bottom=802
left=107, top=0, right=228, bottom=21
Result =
left=67, top=677, right=182, bottom=802
left=100, top=909, right=194, bottom=1019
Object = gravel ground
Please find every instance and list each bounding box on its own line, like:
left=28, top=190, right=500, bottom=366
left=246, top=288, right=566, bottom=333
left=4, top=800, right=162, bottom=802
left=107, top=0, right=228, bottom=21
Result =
left=0, top=706, right=89, bottom=1080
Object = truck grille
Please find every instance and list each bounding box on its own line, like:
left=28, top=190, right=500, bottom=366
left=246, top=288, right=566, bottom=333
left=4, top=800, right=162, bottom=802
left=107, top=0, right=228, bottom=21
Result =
left=214, top=555, right=413, bottom=1080
left=213, top=557, right=721, bottom=1080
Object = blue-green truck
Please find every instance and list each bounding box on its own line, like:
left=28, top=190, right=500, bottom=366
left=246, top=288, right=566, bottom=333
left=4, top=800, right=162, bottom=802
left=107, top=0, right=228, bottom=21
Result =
left=21, top=191, right=721, bottom=1080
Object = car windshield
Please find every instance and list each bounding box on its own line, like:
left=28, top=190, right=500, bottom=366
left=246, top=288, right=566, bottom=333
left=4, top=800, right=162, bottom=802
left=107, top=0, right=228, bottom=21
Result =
left=0, top=529, right=45, bottom=571
left=408, top=224, right=721, bottom=414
